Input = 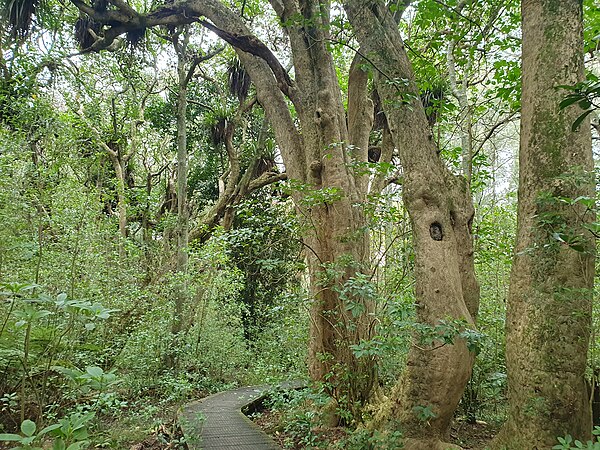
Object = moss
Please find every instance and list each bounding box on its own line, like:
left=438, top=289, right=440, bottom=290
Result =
left=530, top=116, right=568, bottom=180
left=545, top=0, right=564, bottom=15
left=523, top=395, right=548, bottom=418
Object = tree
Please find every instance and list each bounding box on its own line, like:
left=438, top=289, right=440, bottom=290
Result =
left=493, top=0, right=595, bottom=447
left=64, top=55, right=158, bottom=258
left=344, top=1, right=478, bottom=447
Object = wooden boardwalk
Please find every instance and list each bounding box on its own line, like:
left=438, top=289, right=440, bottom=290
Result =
left=180, top=385, right=281, bottom=449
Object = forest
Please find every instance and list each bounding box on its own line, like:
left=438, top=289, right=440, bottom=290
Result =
left=0, top=0, right=599, bottom=449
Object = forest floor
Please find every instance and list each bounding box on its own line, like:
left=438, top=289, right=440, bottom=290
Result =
left=253, top=408, right=499, bottom=449
left=128, top=420, right=187, bottom=450
left=449, top=420, right=499, bottom=449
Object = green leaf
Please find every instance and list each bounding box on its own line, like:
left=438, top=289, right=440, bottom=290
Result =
left=0, top=433, right=23, bottom=441
left=572, top=109, right=594, bottom=131
left=569, top=243, right=586, bottom=252
left=52, top=366, right=81, bottom=380
left=578, top=99, right=592, bottom=110
left=571, top=196, right=596, bottom=209
left=85, top=366, right=103, bottom=378
left=39, top=423, right=61, bottom=435
left=21, top=419, right=36, bottom=437
left=22, top=435, right=36, bottom=445
left=0, top=282, right=39, bottom=295
left=66, top=442, right=87, bottom=450
left=31, top=310, right=52, bottom=321
left=559, top=95, right=583, bottom=109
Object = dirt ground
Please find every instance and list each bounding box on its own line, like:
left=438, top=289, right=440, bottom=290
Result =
left=253, top=408, right=498, bottom=449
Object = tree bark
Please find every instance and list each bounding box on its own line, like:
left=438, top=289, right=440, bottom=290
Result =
left=347, top=53, right=373, bottom=195
left=279, top=0, right=377, bottom=410
left=108, top=154, right=128, bottom=257
left=493, top=1, right=595, bottom=448
left=170, top=27, right=191, bottom=341
left=447, top=34, right=473, bottom=182
left=345, top=0, right=479, bottom=446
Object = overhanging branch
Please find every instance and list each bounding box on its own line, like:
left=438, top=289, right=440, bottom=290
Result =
left=69, top=0, right=294, bottom=99
left=199, top=20, right=293, bottom=97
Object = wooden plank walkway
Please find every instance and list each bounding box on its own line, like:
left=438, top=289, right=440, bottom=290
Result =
left=180, top=385, right=281, bottom=449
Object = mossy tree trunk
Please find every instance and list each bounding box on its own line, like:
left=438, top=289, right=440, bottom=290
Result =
left=493, top=1, right=595, bottom=448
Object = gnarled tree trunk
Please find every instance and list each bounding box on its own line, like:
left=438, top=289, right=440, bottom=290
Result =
left=169, top=26, right=191, bottom=350
left=269, top=0, right=377, bottom=411
left=345, top=0, right=479, bottom=447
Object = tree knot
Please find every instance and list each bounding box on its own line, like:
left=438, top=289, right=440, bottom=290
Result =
left=430, top=222, right=443, bottom=241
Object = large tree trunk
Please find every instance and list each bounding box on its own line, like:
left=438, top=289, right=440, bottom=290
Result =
left=493, top=1, right=595, bottom=448
left=304, top=179, right=375, bottom=414
left=345, top=0, right=479, bottom=447
left=188, top=3, right=378, bottom=408
left=283, top=2, right=377, bottom=411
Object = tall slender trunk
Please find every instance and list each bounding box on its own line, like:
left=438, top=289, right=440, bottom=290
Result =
left=493, top=1, right=595, bottom=448
left=109, top=156, right=128, bottom=244
left=447, top=38, right=473, bottom=182
left=142, top=169, right=153, bottom=285
left=176, top=52, right=189, bottom=277
left=171, top=29, right=190, bottom=339
left=164, top=28, right=195, bottom=371
left=31, top=142, right=45, bottom=286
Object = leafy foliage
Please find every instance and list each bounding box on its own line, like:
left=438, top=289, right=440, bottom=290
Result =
left=554, top=427, right=600, bottom=450
left=0, top=0, right=595, bottom=447
left=559, top=74, right=600, bottom=131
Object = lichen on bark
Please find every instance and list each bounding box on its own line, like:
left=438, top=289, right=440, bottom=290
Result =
left=492, top=1, right=594, bottom=448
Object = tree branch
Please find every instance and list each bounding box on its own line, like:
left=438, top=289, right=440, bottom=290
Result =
left=473, top=111, right=519, bottom=158
left=199, top=20, right=293, bottom=97
left=389, top=0, right=413, bottom=22
left=185, top=46, right=225, bottom=85
left=248, top=171, right=288, bottom=191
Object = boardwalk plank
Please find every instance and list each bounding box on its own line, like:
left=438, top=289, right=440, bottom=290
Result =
left=180, top=385, right=281, bottom=450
